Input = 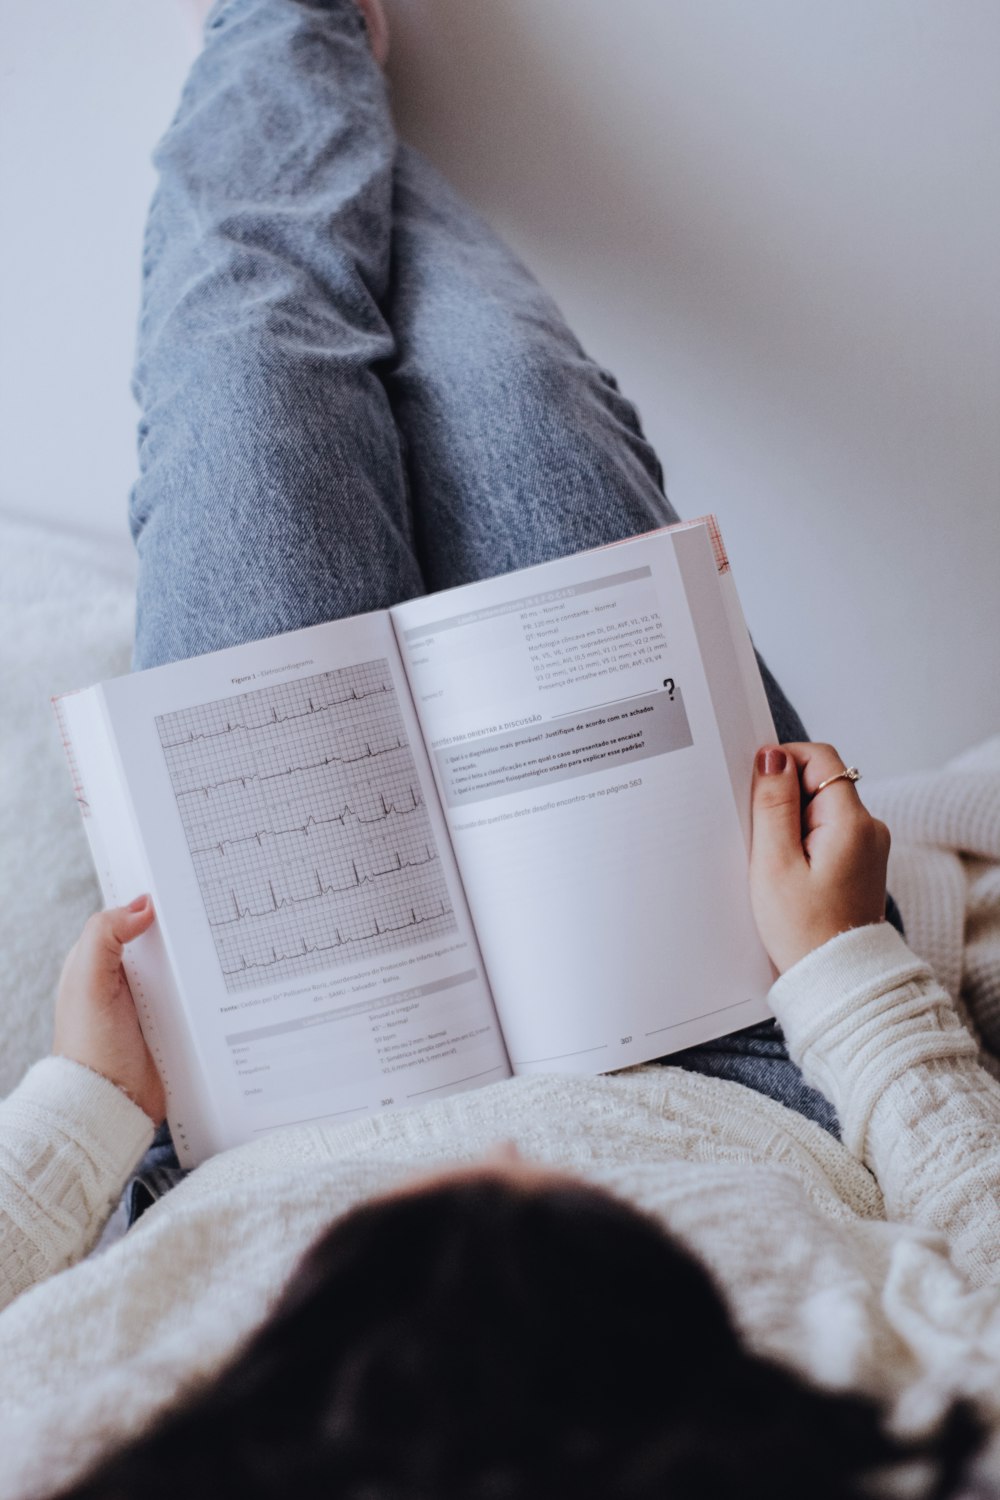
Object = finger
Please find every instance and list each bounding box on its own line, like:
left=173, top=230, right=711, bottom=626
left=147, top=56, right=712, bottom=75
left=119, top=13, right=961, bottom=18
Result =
left=81, top=900, right=155, bottom=973
left=112, top=895, right=156, bottom=942
left=780, top=742, right=864, bottom=832
left=750, top=745, right=808, bottom=872
left=779, top=742, right=849, bottom=796
left=873, top=818, right=892, bottom=857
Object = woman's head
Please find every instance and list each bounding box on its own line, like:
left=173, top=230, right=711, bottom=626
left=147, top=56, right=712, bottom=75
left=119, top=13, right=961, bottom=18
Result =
left=59, top=1166, right=979, bottom=1500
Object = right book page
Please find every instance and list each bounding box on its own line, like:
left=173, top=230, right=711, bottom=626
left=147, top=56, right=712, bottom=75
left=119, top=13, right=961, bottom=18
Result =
left=391, top=520, right=777, bottom=1075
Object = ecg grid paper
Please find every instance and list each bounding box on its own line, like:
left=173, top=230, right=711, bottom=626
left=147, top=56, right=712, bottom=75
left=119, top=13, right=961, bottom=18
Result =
left=155, top=661, right=457, bottom=993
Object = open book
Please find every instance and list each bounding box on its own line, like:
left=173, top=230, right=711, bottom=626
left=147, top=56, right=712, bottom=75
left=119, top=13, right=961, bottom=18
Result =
left=55, top=517, right=777, bottom=1167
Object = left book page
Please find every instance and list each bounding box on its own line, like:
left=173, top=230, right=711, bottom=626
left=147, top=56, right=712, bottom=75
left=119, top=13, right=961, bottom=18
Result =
left=56, top=614, right=509, bottom=1167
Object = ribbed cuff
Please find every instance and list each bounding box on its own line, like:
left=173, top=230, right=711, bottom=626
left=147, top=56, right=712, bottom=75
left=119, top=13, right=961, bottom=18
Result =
left=0, top=1057, right=156, bottom=1300
left=771, top=924, right=928, bottom=1022
left=17, top=1057, right=156, bottom=1179
left=767, top=924, right=977, bottom=1157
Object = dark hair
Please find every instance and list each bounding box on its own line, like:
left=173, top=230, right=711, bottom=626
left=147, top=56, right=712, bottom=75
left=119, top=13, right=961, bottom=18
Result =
left=58, top=1175, right=979, bottom=1500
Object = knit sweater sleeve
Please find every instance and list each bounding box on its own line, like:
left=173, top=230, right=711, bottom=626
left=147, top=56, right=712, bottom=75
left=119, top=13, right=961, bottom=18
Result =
left=769, top=923, right=1000, bottom=1288
left=0, top=1057, right=155, bottom=1311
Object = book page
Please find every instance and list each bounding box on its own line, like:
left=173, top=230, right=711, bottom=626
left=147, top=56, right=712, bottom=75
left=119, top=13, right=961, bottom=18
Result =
left=392, top=525, right=775, bottom=1076
left=57, top=688, right=219, bottom=1160
left=97, top=615, right=508, bottom=1164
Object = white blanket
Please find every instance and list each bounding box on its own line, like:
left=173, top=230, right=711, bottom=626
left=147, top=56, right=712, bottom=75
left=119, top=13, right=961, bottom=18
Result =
left=865, top=739, right=1000, bottom=1058
left=0, top=514, right=134, bottom=1095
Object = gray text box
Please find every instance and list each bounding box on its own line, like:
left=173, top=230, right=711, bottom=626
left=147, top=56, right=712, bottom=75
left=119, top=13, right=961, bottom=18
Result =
left=435, top=689, right=692, bottom=808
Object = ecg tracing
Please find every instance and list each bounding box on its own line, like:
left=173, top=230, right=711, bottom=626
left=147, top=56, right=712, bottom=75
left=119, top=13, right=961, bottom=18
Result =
left=156, top=661, right=457, bottom=992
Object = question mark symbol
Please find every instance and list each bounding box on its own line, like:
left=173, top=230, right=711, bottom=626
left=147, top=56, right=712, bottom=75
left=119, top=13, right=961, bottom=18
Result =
left=663, top=678, right=675, bottom=700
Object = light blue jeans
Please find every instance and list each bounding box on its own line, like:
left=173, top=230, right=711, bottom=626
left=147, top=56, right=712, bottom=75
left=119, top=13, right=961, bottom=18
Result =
left=129, top=0, right=858, bottom=1162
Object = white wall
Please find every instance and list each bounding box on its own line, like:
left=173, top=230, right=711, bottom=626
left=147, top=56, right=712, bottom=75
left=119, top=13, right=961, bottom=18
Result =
left=0, top=1, right=192, bottom=552
left=3, top=0, right=997, bottom=776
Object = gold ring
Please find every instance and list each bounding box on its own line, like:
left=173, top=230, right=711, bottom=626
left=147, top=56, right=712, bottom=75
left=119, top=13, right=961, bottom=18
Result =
left=812, top=766, right=862, bottom=797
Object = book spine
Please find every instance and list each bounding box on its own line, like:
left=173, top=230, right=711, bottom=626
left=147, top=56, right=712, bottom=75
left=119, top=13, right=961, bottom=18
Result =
left=52, top=691, right=90, bottom=817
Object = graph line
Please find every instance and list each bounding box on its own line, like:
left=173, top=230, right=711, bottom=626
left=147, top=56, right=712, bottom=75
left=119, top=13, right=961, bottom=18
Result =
left=156, top=661, right=457, bottom=992
left=189, top=787, right=424, bottom=858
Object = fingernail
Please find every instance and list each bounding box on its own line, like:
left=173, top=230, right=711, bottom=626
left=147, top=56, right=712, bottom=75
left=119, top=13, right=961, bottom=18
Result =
left=757, top=747, right=787, bottom=775
left=128, top=894, right=150, bottom=912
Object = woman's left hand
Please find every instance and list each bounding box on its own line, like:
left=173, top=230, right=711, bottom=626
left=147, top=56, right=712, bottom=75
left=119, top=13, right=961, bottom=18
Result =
left=749, top=742, right=891, bottom=974
left=53, top=895, right=166, bottom=1124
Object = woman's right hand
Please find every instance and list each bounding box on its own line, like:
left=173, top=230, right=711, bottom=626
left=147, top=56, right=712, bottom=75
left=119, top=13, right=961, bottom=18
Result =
left=749, top=743, right=891, bottom=975
left=53, top=895, right=166, bottom=1124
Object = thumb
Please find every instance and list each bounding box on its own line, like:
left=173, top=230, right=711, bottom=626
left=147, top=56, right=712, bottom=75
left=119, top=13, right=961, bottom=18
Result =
left=82, top=897, right=155, bottom=977
left=751, top=747, right=805, bottom=873
left=110, top=894, right=155, bottom=944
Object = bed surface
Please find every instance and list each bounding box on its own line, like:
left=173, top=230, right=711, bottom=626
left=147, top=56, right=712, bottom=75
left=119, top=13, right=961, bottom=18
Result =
left=0, top=512, right=136, bottom=1093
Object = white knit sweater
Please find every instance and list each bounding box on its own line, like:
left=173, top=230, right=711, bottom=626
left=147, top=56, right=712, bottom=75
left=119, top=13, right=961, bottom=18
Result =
left=4, top=924, right=1000, bottom=1498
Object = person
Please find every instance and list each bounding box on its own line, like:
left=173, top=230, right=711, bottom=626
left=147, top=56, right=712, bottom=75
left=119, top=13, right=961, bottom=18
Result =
left=1, top=1, right=999, bottom=1495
